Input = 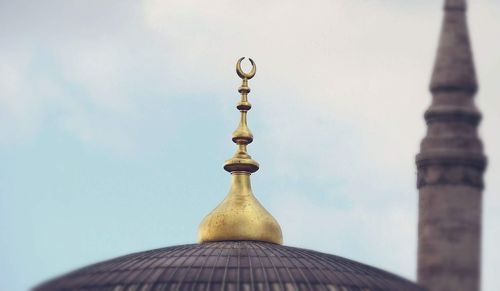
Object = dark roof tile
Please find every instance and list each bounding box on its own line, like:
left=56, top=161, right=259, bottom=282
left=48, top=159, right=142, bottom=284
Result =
left=35, top=241, right=423, bottom=291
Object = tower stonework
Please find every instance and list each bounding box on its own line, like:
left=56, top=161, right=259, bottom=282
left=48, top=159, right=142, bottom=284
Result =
left=416, top=1, right=487, bottom=291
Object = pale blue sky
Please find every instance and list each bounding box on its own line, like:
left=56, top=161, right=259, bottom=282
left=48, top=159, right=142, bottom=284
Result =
left=1, top=1, right=499, bottom=290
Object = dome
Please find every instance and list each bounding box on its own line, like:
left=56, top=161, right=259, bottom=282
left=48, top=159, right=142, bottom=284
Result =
left=35, top=241, right=423, bottom=291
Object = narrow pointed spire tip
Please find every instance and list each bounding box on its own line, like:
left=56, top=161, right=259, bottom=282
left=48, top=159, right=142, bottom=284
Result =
left=431, top=0, right=476, bottom=93
left=445, top=0, right=466, bottom=11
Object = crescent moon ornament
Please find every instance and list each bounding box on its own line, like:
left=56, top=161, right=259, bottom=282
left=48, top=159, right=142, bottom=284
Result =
left=236, top=57, right=256, bottom=80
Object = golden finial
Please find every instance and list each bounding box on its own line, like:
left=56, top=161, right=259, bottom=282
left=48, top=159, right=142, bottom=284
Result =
left=198, top=57, right=283, bottom=244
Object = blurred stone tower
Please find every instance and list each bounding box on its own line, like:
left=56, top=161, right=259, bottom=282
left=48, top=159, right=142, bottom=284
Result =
left=416, top=1, right=487, bottom=291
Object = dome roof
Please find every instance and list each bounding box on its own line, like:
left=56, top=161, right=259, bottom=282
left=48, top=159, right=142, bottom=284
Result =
left=35, top=241, right=422, bottom=291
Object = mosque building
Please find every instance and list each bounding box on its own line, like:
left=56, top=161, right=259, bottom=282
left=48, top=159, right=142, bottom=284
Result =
left=35, top=0, right=486, bottom=290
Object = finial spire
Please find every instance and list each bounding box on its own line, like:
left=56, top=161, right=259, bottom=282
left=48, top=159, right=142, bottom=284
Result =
left=198, top=57, right=283, bottom=244
left=223, top=57, right=259, bottom=173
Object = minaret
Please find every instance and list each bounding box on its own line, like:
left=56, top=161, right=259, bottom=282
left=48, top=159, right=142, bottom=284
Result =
left=198, top=57, right=283, bottom=244
left=416, top=1, right=487, bottom=291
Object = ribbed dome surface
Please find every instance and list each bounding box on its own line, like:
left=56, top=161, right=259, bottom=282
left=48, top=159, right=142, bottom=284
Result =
left=35, top=241, right=422, bottom=291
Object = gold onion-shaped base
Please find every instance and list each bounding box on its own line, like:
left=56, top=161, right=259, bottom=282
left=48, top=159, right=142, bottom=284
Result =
left=198, top=173, right=283, bottom=244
